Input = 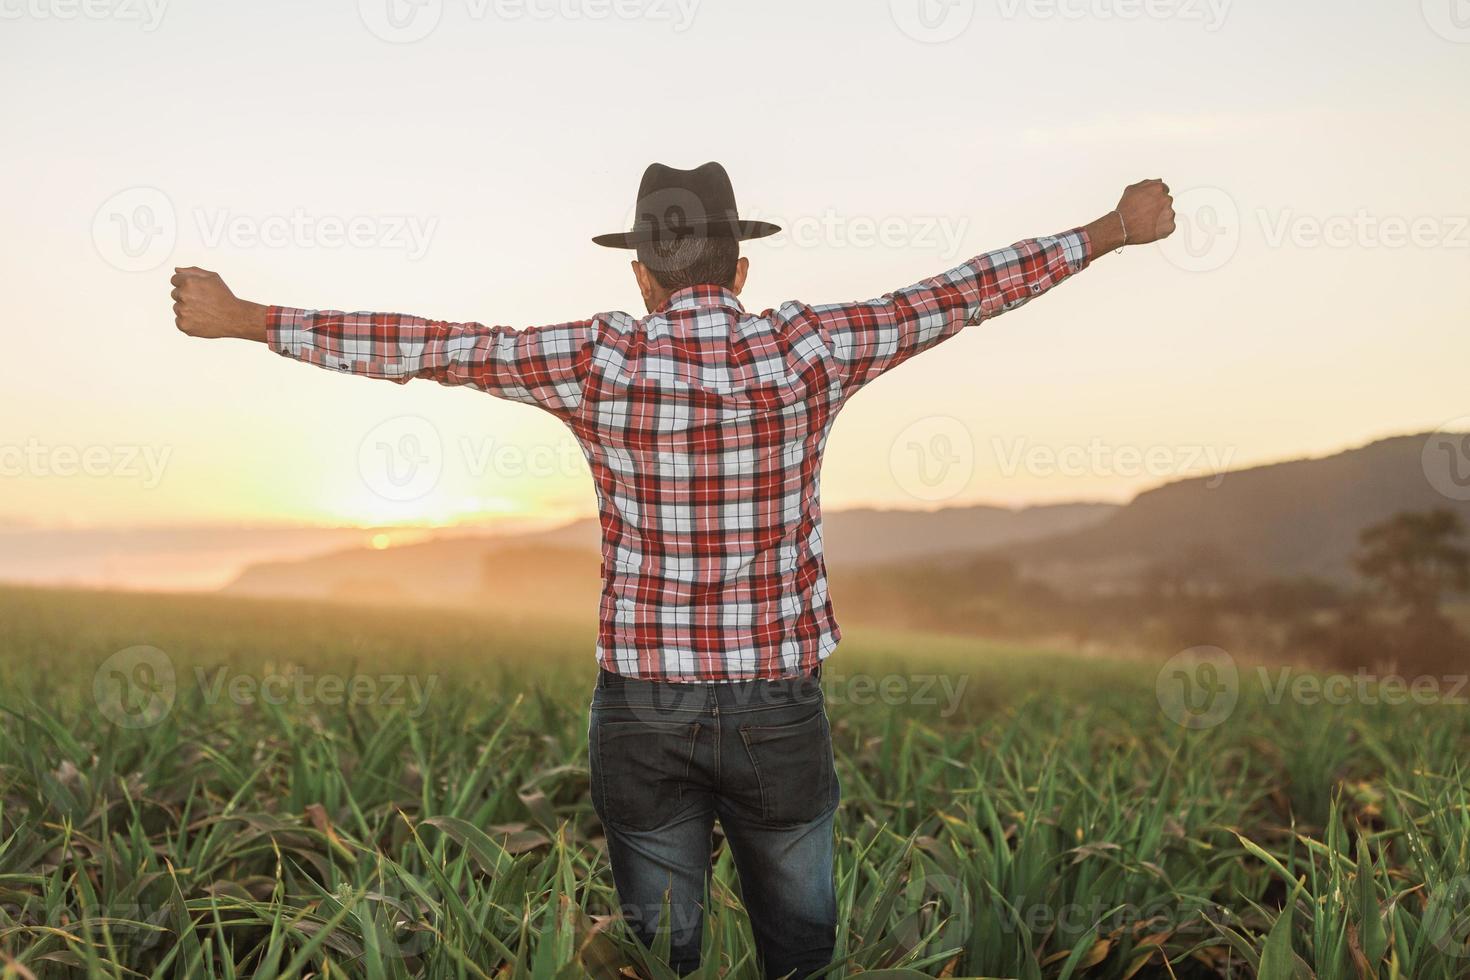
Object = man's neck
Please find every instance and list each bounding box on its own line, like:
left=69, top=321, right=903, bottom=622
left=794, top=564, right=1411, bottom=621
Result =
left=649, top=282, right=740, bottom=314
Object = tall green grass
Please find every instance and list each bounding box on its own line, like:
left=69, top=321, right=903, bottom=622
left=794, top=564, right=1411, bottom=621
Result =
left=0, top=586, right=1467, bottom=978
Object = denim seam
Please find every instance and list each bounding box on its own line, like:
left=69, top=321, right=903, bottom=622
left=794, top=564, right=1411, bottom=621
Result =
left=681, top=722, right=700, bottom=814
left=592, top=719, right=605, bottom=819
left=592, top=703, right=709, bottom=715
left=712, top=692, right=825, bottom=716
left=592, top=700, right=823, bottom=716
left=736, top=707, right=827, bottom=736
left=737, top=726, right=769, bottom=822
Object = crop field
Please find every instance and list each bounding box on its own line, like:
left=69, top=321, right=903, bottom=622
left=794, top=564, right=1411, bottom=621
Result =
left=1, top=585, right=1468, bottom=978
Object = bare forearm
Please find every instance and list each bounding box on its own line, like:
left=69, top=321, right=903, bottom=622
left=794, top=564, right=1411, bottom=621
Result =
left=221, top=300, right=270, bottom=342
left=234, top=301, right=269, bottom=342
left=1083, top=211, right=1127, bottom=257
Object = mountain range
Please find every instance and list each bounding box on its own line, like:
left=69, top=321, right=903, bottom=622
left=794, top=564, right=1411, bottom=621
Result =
left=998, top=432, right=1470, bottom=592
left=224, top=502, right=1115, bottom=607
left=221, top=431, right=1468, bottom=607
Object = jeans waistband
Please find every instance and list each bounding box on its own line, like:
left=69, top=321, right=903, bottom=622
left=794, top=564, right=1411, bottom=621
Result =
left=597, top=663, right=821, bottom=689
left=594, top=663, right=823, bottom=710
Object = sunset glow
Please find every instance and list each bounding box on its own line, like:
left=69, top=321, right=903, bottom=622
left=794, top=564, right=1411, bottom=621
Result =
left=3, top=0, right=1466, bottom=540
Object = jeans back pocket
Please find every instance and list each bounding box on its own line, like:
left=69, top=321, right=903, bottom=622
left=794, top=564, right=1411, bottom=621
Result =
left=593, top=717, right=702, bottom=832
left=738, top=707, right=836, bottom=827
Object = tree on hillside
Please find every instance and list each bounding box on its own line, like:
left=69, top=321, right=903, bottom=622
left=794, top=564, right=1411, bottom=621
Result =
left=1354, top=509, right=1470, bottom=673
left=1355, top=509, right=1470, bottom=617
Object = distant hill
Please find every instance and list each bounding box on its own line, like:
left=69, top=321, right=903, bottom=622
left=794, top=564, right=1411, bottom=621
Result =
left=223, top=502, right=1115, bottom=607
left=819, top=503, right=1117, bottom=567
left=469, top=502, right=1117, bottom=567
left=227, top=538, right=597, bottom=609
left=998, top=433, right=1470, bottom=592
left=222, top=432, right=1470, bottom=607
left=0, top=525, right=385, bottom=592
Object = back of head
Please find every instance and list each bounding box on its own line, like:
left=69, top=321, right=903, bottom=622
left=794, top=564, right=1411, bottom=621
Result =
left=636, top=236, right=741, bottom=291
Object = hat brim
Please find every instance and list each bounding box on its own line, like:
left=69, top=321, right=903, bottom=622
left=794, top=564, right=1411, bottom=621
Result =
left=591, top=219, right=782, bottom=249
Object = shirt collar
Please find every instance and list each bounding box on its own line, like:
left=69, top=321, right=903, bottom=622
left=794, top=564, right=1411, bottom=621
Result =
left=656, top=285, right=745, bottom=315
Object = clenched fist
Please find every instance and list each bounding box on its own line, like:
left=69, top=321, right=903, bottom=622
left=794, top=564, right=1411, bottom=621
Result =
left=1116, top=179, right=1176, bottom=246
left=170, top=267, right=267, bottom=342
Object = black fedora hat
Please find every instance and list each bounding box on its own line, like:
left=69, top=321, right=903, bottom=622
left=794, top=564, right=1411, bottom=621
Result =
left=592, top=162, right=781, bottom=249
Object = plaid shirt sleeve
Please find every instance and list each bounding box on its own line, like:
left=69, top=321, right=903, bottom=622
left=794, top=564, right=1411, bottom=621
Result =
left=811, top=227, right=1092, bottom=392
left=265, top=307, right=597, bottom=417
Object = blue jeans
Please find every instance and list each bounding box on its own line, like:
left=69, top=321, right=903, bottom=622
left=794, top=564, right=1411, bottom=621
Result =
left=588, top=666, right=840, bottom=979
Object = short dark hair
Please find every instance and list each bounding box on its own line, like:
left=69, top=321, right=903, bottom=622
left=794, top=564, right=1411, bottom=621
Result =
left=636, top=236, right=740, bottom=291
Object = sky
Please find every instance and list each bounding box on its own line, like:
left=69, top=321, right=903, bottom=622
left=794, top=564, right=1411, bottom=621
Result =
left=3, top=0, right=1468, bottom=540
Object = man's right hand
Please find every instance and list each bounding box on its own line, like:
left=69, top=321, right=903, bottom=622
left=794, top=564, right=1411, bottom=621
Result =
left=1116, top=179, right=1176, bottom=245
left=171, top=267, right=268, bottom=342
left=1082, top=179, right=1177, bottom=256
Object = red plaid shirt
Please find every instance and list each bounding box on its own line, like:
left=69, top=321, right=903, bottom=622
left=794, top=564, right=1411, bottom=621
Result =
left=268, top=228, right=1093, bottom=680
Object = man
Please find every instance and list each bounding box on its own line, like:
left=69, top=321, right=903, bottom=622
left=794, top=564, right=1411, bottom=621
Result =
left=172, top=162, right=1175, bottom=977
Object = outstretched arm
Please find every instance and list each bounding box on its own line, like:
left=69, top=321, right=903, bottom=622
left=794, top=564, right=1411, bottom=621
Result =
left=170, top=270, right=596, bottom=417
left=814, top=179, right=1176, bottom=392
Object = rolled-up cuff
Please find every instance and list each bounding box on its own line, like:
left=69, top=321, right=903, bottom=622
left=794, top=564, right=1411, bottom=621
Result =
left=1058, top=227, right=1092, bottom=272
left=265, top=305, right=313, bottom=357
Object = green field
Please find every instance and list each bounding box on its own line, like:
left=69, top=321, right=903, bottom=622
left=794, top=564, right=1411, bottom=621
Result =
left=1, top=585, right=1468, bottom=979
